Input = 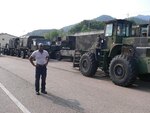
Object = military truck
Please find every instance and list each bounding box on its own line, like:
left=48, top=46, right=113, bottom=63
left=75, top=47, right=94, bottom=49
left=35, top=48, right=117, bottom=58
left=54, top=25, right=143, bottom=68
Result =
left=75, top=19, right=150, bottom=86
left=72, top=32, right=104, bottom=67
left=1, top=43, right=9, bottom=55
left=8, top=37, right=20, bottom=56
left=19, top=35, right=51, bottom=58
left=56, top=32, right=104, bottom=61
left=1, top=37, right=20, bottom=56
left=49, top=43, right=61, bottom=59
left=55, top=36, right=76, bottom=61
left=132, top=24, right=150, bottom=37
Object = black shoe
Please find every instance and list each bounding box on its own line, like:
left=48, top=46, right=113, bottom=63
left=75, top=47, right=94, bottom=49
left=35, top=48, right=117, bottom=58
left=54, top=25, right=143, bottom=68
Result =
left=41, top=91, right=47, bottom=94
left=36, top=92, right=40, bottom=95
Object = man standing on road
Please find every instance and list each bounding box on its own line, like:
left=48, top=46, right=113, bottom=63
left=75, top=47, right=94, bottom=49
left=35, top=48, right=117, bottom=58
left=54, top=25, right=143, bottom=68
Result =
left=29, top=43, right=49, bottom=95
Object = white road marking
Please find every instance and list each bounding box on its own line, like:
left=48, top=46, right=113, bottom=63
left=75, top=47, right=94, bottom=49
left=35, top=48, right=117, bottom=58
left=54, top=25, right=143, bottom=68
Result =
left=0, top=82, right=31, bottom=113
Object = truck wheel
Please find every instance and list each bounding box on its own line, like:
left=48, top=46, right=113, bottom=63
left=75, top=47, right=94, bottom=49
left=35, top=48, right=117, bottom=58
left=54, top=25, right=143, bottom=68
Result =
left=70, top=57, right=73, bottom=62
left=16, top=50, right=21, bottom=57
left=21, top=51, right=25, bottom=59
left=79, top=52, right=98, bottom=77
left=10, top=50, right=14, bottom=56
left=138, top=74, right=150, bottom=82
left=109, top=55, right=137, bottom=87
left=56, top=52, right=61, bottom=61
left=2, top=49, right=5, bottom=55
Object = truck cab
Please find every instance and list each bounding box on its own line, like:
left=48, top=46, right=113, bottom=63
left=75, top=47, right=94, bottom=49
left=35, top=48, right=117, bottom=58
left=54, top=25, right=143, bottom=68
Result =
left=104, top=19, right=132, bottom=49
left=19, top=36, right=51, bottom=58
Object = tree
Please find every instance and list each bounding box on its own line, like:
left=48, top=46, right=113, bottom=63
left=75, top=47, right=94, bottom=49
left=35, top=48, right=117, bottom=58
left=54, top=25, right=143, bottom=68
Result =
left=69, top=20, right=105, bottom=34
left=44, top=29, right=67, bottom=41
left=44, top=30, right=59, bottom=40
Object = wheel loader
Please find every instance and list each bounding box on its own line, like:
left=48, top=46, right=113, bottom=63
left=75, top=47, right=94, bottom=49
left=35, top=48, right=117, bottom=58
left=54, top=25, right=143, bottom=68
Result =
left=78, top=19, right=150, bottom=86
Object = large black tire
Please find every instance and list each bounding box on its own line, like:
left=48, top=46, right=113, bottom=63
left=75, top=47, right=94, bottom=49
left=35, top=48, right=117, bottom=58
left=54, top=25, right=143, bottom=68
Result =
left=55, top=51, right=62, bottom=61
left=16, top=50, right=21, bottom=57
left=79, top=52, right=98, bottom=77
left=10, top=49, right=14, bottom=56
left=109, top=55, right=137, bottom=87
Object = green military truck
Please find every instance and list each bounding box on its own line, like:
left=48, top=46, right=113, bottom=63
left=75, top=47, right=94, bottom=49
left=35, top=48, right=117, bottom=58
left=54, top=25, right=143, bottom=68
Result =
left=8, top=37, right=20, bottom=56
left=2, top=35, right=51, bottom=58
left=19, top=35, right=51, bottom=58
left=75, top=19, right=150, bottom=86
left=1, top=37, right=20, bottom=56
left=132, top=23, right=150, bottom=37
left=55, top=36, right=76, bottom=61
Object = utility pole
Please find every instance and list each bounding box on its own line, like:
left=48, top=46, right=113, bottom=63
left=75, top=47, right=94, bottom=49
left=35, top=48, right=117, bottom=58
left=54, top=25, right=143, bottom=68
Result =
left=127, top=13, right=129, bottom=20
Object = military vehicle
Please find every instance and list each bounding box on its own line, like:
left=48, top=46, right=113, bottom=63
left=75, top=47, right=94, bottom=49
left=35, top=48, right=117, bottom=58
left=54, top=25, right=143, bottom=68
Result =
left=19, top=35, right=51, bottom=58
left=75, top=19, right=150, bottom=86
left=8, top=37, right=20, bottom=56
left=1, top=37, right=20, bottom=56
left=72, top=32, right=104, bottom=67
left=55, top=36, right=76, bottom=61
left=132, top=24, right=150, bottom=37
left=55, top=33, right=103, bottom=61
left=1, top=43, right=9, bottom=55
left=49, top=43, right=61, bottom=59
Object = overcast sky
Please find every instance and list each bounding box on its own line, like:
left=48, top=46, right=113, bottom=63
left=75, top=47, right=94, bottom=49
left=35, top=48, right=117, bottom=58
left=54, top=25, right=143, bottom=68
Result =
left=0, top=0, right=150, bottom=36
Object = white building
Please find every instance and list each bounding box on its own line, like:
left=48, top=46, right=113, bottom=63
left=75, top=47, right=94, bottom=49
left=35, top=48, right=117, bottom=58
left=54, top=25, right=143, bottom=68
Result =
left=0, top=33, right=18, bottom=48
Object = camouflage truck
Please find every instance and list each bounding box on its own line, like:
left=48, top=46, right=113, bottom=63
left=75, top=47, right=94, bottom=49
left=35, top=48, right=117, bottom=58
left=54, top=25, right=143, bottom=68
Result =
left=132, top=23, right=150, bottom=37
left=1, top=37, right=20, bottom=56
left=19, top=35, right=51, bottom=58
left=55, top=36, right=76, bottom=61
left=49, top=43, right=61, bottom=59
left=72, top=32, right=104, bottom=67
left=7, top=37, right=20, bottom=56
left=56, top=33, right=104, bottom=61
left=48, top=37, right=62, bottom=59
left=1, top=43, right=9, bottom=55
left=76, top=19, right=150, bottom=86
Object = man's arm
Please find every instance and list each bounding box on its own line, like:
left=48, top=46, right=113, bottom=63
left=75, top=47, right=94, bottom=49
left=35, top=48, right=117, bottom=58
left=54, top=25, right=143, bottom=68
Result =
left=29, top=56, right=36, bottom=67
left=45, top=56, right=49, bottom=66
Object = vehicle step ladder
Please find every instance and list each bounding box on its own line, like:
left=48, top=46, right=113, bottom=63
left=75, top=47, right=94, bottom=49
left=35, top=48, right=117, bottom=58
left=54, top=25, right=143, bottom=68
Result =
left=97, top=49, right=108, bottom=69
left=73, top=50, right=81, bottom=67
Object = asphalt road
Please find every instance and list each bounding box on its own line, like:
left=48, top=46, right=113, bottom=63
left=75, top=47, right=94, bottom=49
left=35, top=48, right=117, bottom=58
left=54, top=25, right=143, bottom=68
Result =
left=0, top=55, right=150, bottom=113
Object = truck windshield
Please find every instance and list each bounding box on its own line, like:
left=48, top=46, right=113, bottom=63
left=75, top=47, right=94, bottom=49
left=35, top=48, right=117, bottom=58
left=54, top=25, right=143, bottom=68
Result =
left=105, top=24, right=113, bottom=36
left=141, top=27, right=148, bottom=37
left=33, top=40, right=51, bottom=46
left=117, top=23, right=130, bottom=37
left=37, top=40, right=51, bottom=45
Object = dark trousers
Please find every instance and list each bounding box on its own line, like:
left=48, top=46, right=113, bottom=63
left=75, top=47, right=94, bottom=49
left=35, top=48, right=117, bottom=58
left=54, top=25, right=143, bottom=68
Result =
left=35, top=65, right=47, bottom=92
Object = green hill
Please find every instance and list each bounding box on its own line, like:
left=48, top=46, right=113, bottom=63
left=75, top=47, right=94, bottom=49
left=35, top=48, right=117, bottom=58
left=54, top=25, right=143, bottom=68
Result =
left=26, top=29, right=53, bottom=36
left=128, top=17, right=149, bottom=24
left=93, top=15, right=115, bottom=21
left=25, top=15, right=150, bottom=36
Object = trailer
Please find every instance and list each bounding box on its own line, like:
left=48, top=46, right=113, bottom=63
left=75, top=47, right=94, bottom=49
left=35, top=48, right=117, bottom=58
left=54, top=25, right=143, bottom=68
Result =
left=55, top=31, right=104, bottom=62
